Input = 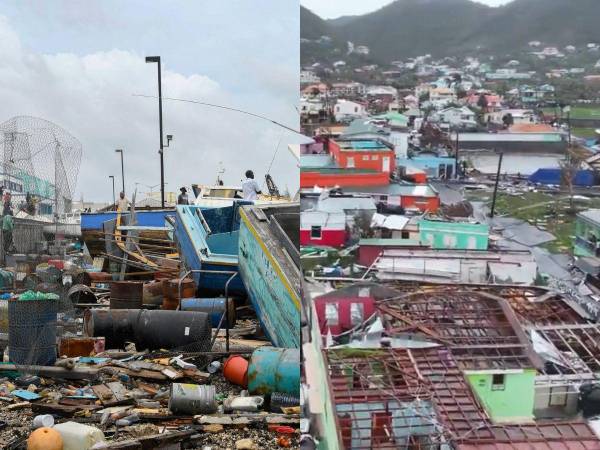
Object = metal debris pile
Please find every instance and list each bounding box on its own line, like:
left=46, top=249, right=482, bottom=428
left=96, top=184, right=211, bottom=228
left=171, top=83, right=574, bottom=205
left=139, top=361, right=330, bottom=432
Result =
left=0, top=247, right=300, bottom=449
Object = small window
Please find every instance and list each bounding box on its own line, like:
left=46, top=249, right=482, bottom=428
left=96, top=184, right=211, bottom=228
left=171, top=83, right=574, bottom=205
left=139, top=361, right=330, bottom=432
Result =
left=354, top=107, right=358, bottom=113
left=362, top=155, right=369, bottom=161
left=401, top=231, right=410, bottom=239
left=492, top=374, right=505, bottom=391
left=371, top=155, right=379, bottom=160
left=350, top=303, right=364, bottom=326
left=325, top=303, right=339, bottom=326
left=311, top=226, right=322, bottom=239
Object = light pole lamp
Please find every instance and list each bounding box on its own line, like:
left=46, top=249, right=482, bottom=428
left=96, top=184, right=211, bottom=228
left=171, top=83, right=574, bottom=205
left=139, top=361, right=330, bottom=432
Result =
left=145, top=55, right=165, bottom=208
left=108, top=175, right=115, bottom=210
left=115, top=149, right=124, bottom=194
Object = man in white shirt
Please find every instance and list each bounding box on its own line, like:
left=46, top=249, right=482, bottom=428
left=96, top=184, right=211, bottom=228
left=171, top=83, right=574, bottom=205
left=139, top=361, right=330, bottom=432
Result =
left=242, top=170, right=262, bottom=201
left=117, top=191, right=129, bottom=212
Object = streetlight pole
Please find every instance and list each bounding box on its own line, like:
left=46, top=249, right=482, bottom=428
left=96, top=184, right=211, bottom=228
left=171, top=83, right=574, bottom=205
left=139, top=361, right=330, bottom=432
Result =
left=490, top=151, right=504, bottom=218
left=145, top=56, right=165, bottom=208
left=115, top=149, right=125, bottom=194
left=108, top=175, right=115, bottom=210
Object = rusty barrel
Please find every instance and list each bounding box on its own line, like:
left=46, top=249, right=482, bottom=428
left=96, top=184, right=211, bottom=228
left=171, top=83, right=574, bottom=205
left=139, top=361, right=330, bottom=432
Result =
left=110, top=281, right=143, bottom=309
left=162, top=278, right=195, bottom=310
left=143, top=280, right=164, bottom=306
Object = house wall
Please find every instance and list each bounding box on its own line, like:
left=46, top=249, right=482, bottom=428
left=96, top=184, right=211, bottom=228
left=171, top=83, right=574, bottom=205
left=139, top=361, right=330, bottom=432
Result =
left=398, top=157, right=456, bottom=179
left=329, top=140, right=396, bottom=173
left=300, top=171, right=390, bottom=188
left=313, top=296, right=376, bottom=335
left=401, top=195, right=440, bottom=213
left=358, top=240, right=422, bottom=266
left=303, top=300, right=343, bottom=450
left=574, top=216, right=600, bottom=257
left=534, top=384, right=579, bottom=418
left=466, top=369, right=536, bottom=423
left=300, top=229, right=347, bottom=248
left=419, top=220, right=489, bottom=250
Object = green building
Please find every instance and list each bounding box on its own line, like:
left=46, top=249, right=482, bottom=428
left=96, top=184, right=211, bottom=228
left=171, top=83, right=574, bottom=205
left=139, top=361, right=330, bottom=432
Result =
left=465, top=369, right=537, bottom=423
left=574, top=209, right=600, bottom=257
left=419, top=219, right=489, bottom=250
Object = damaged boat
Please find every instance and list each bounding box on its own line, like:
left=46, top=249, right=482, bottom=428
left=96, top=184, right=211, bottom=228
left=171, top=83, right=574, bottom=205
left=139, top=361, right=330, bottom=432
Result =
left=238, top=203, right=300, bottom=348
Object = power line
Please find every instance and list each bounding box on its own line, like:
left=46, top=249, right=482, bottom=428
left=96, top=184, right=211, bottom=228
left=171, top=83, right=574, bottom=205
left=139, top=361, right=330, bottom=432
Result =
left=133, top=94, right=303, bottom=136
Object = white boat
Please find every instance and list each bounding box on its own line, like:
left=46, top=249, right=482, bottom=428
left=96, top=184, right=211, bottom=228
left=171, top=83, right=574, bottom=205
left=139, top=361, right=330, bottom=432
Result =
left=191, top=183, right=291, bottom=208
left=41, top=211, right=81, bottom=237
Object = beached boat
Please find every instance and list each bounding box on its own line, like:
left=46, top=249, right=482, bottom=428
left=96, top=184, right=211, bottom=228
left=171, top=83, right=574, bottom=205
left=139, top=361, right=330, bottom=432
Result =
left=42, top=212, right=81, bottom=237
left=238, top=203, right=300, bottom=348
left=173, top=204, right=247, bottom=296
left=191, top=183, right=291, bottom=208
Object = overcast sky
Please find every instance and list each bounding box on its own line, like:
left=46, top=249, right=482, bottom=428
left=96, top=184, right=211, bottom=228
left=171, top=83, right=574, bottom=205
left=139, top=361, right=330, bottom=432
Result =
left=301, top=0, right=514, bottom=19
left=0, top=0, right=299, bottom=203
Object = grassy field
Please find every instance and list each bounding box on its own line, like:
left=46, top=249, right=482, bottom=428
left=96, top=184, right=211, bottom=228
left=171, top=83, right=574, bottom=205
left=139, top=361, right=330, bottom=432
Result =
left=467, top=190, right=600, bottom=254
left=542, top=105, right=600, bottom=119
left=572, top=127, right=598, bottom=139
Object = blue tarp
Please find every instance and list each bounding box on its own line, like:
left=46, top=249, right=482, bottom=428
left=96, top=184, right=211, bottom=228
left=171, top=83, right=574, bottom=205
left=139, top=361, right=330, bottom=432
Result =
left=528, top=168, right=597, bottom=187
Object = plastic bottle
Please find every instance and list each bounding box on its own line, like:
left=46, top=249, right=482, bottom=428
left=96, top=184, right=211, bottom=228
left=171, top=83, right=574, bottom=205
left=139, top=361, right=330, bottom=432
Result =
left=53, top=422, right=106, bottom=450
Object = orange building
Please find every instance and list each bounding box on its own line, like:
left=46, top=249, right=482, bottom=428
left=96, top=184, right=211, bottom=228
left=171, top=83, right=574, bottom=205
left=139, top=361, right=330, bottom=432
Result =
left=329, top=139, right=396, bottom=174
left=300, top=138, right=395, bottom=188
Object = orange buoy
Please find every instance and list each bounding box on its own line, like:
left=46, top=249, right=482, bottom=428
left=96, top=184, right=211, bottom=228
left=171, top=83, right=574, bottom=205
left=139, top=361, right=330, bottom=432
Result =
left=222, top=355, right=249, bottom=387
left=27, top=427, right=63, bottom=450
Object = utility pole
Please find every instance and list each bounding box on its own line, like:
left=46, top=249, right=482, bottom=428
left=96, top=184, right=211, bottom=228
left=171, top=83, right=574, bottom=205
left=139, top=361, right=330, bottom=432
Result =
left=115, top=149, right=125, bottom=194
left=455, top=129, right=460, bottom=179
left=109, top=175, right=115, bottom=210
left=490, top=152, right=504, bottom=218
left=146, top=56, right=165, bottom=208
left=567, top=109, right=572, bottom=149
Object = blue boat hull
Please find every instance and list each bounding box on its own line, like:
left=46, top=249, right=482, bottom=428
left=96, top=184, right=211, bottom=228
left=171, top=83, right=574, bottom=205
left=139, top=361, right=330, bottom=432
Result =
left=81, top=209, right=175, bottom=231
left=238, top=205, right=300, bottom=348
left=174, top=205, right=247, bottom=296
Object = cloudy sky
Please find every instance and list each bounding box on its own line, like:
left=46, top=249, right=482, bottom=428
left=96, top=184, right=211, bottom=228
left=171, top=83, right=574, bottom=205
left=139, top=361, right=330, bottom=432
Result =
left=0, top=0, right=299, bottom=203
left=301, top=0, right=514, bottom=19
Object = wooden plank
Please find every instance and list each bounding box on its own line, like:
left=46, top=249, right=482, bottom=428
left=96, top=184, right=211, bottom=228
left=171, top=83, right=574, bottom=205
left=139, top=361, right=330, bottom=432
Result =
left=107, top=381, right=130, bottom=403
left=92, top=384, right=121, bottom=406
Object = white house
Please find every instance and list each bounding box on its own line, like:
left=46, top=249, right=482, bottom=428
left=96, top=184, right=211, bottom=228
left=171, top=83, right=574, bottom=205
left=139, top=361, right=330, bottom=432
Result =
left=429, top=88, right=457, bottom=108
left=432, top=106, right=477, bottom=129
left=330, top=82, right=366, bottom=97
left=487, top=109, right=538, bottom=125
left=334, top=99, right=367, bottom=122
left=300, top=98, right=325, bottom=118
left=355, top=45, right=370, bottom=55
left=300, top=70, right=320, bottom=85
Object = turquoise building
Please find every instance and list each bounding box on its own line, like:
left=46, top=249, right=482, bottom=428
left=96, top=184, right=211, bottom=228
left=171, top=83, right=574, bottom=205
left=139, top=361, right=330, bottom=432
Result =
left=574, top=210, right=600, bottom=257
left=419, top=219, right=489, bottom=250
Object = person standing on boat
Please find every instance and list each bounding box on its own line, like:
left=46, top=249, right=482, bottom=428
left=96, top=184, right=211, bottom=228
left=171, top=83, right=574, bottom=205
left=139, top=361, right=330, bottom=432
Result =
left=242, top=170, right=261, bottom=201
left=177, top=187, right=189, bottom=205
left=2, top=209, right=14, bottom=255
left=117, top=191, right=129, bottom=212
left=2, top=190, right=11, bottom=216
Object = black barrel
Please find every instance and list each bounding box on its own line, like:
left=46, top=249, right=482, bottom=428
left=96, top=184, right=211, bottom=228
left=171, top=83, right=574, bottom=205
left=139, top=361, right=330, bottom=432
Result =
left=110, top=281, right=143, bottom=309
left=9, top=298, right=59, bottom=366
left=84, top=309, right=212, bottom=351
